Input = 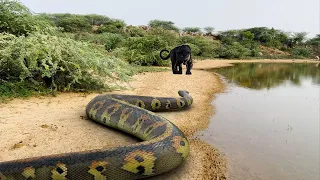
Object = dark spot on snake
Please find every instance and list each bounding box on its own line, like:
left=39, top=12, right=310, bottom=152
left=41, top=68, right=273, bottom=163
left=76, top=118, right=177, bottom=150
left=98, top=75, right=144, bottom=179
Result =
left=93, top=104, right=99, bottom=110
left=180, top=141, right=185, bottom=146
left=56, top=167, right=64, bottom=174
left=155, top=103, right=159, bottom=107
left=135, top=155, right=144, bottom=162
left=168, top=104, right=171, bottom=107
left=95, top=166, right=104, bottom=172
left=103, top=117, right=107, bottom=123
left=180, top=101, right=183, bottom=106
left=137, top=166, right=145, bottom=174
left=138, top=102, right=142, bottom=107
left=145, top=127, right=152, bottom=134
left=107, top=107, right=115, bottom=114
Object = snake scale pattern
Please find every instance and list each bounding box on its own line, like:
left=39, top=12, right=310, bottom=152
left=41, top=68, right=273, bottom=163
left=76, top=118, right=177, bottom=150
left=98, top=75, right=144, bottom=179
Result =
left=0, top=90, right=193, bottom=180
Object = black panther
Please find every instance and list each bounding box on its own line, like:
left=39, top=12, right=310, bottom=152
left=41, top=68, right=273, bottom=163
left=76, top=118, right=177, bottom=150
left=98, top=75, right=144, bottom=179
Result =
left=160, top=45, right=193, bottom=75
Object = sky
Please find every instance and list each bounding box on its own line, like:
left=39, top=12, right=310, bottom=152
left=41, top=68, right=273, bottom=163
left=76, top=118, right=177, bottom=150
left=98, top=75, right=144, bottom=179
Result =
left=20, top=0, right=319, bottom=38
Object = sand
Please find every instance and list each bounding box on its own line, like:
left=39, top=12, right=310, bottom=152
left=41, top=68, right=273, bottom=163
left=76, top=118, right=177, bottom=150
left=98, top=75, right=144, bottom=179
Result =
left=0, top=65, right=227, bottom=179
left=1, top=59, right=317, bottom=179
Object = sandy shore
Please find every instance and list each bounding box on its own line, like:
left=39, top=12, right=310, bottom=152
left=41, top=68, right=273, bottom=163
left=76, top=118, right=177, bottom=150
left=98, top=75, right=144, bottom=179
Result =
left=0, top=66, right=227, bottom=179
left=1, top=59, right=317, bottom=179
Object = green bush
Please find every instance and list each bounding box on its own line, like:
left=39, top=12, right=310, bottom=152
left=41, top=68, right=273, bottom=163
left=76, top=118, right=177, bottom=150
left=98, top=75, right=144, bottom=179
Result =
left=182, top=27, right=202, bottom=34
left=84, top=14, right=111, bottom=26
left=124, top=26, right=146, bottom=37
left=0, top=0, right=51, bottom=36
left=96, top=19, right=126, bottom=34
left=146, top=28, right=180, bottom=46
left=217, top=42, right=251, bottom=59
left=187, top=43, right=201, bottom=56
left=148, top=20, right=180, bottom=32
left=38, top=13, right=92, bottom=33
left=291, top=47, right=311, bottom=57
left=0, top=32, right=132, bottom=92
left=122, top=36, right=171, bottom=66
left=180, top=36, right=219, bottom=57
left=74, top=32, right=124, bottom=51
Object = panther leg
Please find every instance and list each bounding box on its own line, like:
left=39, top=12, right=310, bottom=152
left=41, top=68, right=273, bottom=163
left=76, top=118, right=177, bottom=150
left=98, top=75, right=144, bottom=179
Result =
left=178, top=64, right=183, bottom=74
left=186, top=63, right=193, bottom=75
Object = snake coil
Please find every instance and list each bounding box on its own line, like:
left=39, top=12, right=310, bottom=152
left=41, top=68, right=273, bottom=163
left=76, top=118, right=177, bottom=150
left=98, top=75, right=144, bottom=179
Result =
left=0, top=90, right=193, bottom=180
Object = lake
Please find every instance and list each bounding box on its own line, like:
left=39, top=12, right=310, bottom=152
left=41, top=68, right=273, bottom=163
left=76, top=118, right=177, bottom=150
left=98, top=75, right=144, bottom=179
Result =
left=200, top=63, right=320, bottom=180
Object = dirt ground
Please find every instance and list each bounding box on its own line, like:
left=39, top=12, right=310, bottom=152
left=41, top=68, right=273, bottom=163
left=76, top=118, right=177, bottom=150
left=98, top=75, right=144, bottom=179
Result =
left=0, top=59, right=318, bottom=179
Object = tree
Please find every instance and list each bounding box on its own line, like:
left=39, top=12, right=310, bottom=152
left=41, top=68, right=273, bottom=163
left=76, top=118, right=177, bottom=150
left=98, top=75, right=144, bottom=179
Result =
left=293, top=32, right=308, bottom=45
left=182, top=27, right=202, bottom=34
left=55, top=14, right=92, bottom=32
left=84, top=14, right=111, bottom=26
left=148, top=20, right=179, bottom=32
left=96, top=19, right=126, bottom=34
left=0, top=0, right=40, bottom=35
left=240, top=31, right=254, bottom=41
left=204, top=26, right=215, bottom=35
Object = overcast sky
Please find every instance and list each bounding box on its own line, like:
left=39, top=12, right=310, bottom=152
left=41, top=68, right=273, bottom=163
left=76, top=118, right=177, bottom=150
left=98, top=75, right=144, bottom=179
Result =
left=20, top=0, right=319, bottom=38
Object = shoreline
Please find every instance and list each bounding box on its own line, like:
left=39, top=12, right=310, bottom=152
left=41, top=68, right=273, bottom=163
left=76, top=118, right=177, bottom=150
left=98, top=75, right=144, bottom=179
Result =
left=0, top=59, right=317, bottom=179
left=193, top=59, right=319, bottom=70
left=0, top=67, right=227, bottom=179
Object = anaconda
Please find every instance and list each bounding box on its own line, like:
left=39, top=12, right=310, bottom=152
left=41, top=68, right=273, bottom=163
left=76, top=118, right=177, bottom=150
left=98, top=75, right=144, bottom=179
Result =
left=0, top=90, right=193, bottom=180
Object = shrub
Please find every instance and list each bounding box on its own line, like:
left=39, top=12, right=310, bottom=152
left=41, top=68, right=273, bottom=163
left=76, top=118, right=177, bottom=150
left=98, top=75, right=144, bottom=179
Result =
left=84, top=14, right=111, bottom=26
left=0, top=32, right=132, bottom=92
left=217, top=42, right=251, bottom=59
left=124, top=26, right=146, bottom=37
left=146, top=28, right=180, bottom=46
left=0, top=0, right=50, bottom=36
left=204, top=27, right=215, bottom=35
left=148, top=20, right=180, bottom=32
left=291, top=47, right=311, bottom=57
left=180, top=36, right=220, bottom=58
left=122, top=36, right=171, bottom=66
left=182, top=27, right=202, bottom=34
left=96, top=19, right=126, bottom=34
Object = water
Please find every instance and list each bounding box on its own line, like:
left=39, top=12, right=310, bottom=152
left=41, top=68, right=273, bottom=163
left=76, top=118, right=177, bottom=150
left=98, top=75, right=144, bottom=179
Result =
left=200, top=63, right=320, bottom=180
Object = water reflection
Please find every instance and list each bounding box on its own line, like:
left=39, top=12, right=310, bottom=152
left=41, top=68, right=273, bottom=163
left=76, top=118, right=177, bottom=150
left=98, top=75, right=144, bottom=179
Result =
left=201, top=63, right=320, bottom=180
left=213, top=63, right=320, bottom=89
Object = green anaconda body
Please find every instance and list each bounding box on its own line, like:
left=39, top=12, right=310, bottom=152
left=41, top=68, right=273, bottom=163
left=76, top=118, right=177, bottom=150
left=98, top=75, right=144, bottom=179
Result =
left=0, top=90, right=193, bottom=180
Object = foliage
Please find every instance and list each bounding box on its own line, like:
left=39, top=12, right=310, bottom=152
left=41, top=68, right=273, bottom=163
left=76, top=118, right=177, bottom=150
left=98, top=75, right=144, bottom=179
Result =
left=121, top=36, right=171, bottom=66
left=74, top=32, right=125, bottom=51
left=96, top=19, right=126, bottom=34
left=182, top=27, right=202, bottom=34
left=146, top=28, right=180, bottom=46
left=84, top=14, right=111, bottom=26
left=204, top=26, right=215, bottom=35
left=180, top=36, right=220, bottom=57
left=291, top=47, right=311, bottom=57
left=0, top=32, right=134, bottom=93
left=148, top=20, right=180, bottom=32
left=0, top=0, right=50, bottom=36
left=38, top=13, right=93, bottom=33
left=124, top=26, right=146, bottom=37
left=292, top=32, right=308, bottom=45
left=217, top=42, right=251, bottom=59
left=0, top=80, right=49, bottom=102
left=307, top=34, right=320, bottom=56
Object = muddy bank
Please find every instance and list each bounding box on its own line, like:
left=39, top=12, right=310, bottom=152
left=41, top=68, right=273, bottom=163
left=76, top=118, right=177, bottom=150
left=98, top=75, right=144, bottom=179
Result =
left=0, top=68, right=227, bottom=179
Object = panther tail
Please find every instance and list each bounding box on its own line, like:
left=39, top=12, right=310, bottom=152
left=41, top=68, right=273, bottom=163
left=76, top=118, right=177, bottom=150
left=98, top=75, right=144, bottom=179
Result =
left=160, top=49, right=170, bottom=60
